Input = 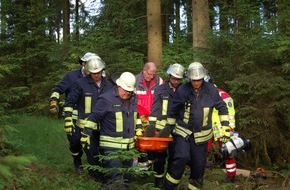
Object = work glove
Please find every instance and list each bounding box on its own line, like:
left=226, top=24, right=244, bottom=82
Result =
left=64, top=117, right=74, bottom=135
left=134, top=128, right=143, bottom=141
left=140, top=116, right=150, bottom=130
left=220, top=126, right=231, bottom=143
left=81, top=128, right=92, bottom=149
left=49, top=100, right=59, bottom=114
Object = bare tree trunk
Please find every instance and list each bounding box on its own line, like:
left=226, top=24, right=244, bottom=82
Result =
left=63, top=0, right=70, bottom=44
left=75, top=0, right=80, bottom=42
left=192, top=0, right=210, bottom=48
left=185, top=0, right=192, bottom=41
left=1, top=0, right=7, bottom=41
left=161, top=3, right=169, bottom=43
left=175, top=0, right=180, bottom=38
left=147, top=0, right=162, bottom=68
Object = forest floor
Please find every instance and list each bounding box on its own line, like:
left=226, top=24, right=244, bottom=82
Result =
left=3, top=114, right=289, bottom=190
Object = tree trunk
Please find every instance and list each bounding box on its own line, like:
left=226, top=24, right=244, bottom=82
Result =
left=63, top=0, right=70, bottom=44
left=147, top=0, right=162, bottom=68
left=185, top=0, right=192, bottom=42
left=75, top=0, right=80, bottom=42
left=161, top=2, right=170, bottom=43
left=192, top=0, right=210, bottom=49
left=1, top=0, right=7, bottom=41
left=175, top=0, right=180, bottom=38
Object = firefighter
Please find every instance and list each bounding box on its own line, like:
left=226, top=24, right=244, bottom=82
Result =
left=81, top=72, right=137, bottom=184
left=205, top=74, right=236, bottom=183
left=63, top=57, right=113, bottom=180
left=49, top=52, right=99, bottom=173
left=149, top=63, right=185, bottom=188
left=135, top=62, right=164, bottom=167
left=164, top=62, right=231, bottom=190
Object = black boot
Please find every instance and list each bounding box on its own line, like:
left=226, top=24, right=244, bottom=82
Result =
left=188, top=178, right=203, bottom=189
left=155, top=177, right=164, bottom=188
left=73, top=151, right=83, bottom=174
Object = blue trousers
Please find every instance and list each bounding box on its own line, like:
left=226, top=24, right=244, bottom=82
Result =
left=165, top=135, right=207, bottom=189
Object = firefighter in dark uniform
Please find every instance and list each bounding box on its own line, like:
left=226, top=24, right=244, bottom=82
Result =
left=164, top=62, right=231, bottom=190
left=81, top=72, right=137, bottom=185
left=63, top=57, right=113, bottom=180
left=49, top=52, right=99, bottom=173
left=149, top=63, right=185, bottom=188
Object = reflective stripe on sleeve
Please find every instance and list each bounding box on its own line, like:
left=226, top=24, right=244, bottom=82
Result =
left=72, top=109, right=78, bottom=120
left=229, top=115, right=235, bottom=128
left=136, top=118, right=142, bottom=125
left=83, top=119, right=98, bottom=130
left=219, top=115, right=229, bottom=122
left=149, top=116, right=157, bottom=121
left=63, top=107, right=73, bottom=113
left=50, top=92, right=60, bottom=99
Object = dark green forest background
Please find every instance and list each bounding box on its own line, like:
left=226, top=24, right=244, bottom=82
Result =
left=0, top=0, right=289, bottom=174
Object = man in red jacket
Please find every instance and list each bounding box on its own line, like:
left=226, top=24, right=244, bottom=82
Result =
left=135, top=62, right=164, bottom=168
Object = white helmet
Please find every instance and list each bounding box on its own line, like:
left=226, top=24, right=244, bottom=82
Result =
left=80, top=52, right=100, bottom=62
left=204, top=74, right=210, bottom=82
left=86, top=57, right=105, bottom=73
left=116, top=72, right=136, bottom=91
left=166, top=63, right=185, bottom=79
left=187, top=62, right=206, bottom=80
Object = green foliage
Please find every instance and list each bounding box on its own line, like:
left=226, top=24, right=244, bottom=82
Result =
left=0, top=0, right=288, bottom=176
left=0, top=122, right=37, bottom=189
left=203, top=30, right=290, bottom=168
left=0, top=114, right=287, bottom=189
left=85, top=149, right=154, bottom=178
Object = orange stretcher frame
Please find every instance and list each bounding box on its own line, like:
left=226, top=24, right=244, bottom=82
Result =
left=135, top=137, right=173, bottom=152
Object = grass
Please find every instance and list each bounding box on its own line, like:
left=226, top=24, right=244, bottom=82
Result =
left=2, top=114, right=290, bottom=190
left=4, top=114, right=100, bottom=190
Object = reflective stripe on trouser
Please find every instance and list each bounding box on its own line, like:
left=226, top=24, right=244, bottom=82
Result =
left=165, top=135, right=207, bottom=190
left=225, top=157, right=236, bottom=177
left=188, top=178, right=203, bottom=190
left=153, top=150, right=167, bottom=178
left=99, top=135, right=135, bottom=149
left=188, top=183, right=200, bottom=190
